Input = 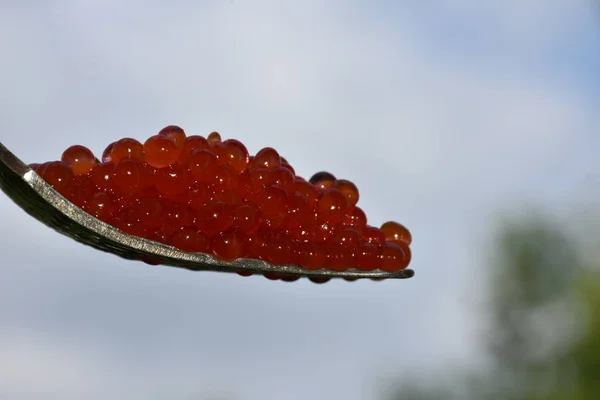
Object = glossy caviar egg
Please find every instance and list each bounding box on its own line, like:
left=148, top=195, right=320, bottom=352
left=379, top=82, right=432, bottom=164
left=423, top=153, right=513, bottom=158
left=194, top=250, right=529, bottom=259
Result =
left=380, top=221, right=412, bottom=245
left=331, top=179, right=359, bottom=206
left=155, top=162, right=189, bottom=197
left=113, top=159, right=143, bottom=194
left=378, top=242, right=409, bottom=271
left=344, top=206, right=367, bottom=228
left=158, top=125, right=186, bottom=152
left=42, top=161, right=74, bottom=196
left=187, top=183, right=215, bottom=211
left=162, top=200, right=193, bottom=233
left=254, top=185, right=288, bottom=219
left=396, top=240, right=412, bottom=267
left=361, top=225, right=386, bottom=244
left=270, top=166, right=295, bottom=192
left=90, top=162, right=116, bottom=192
left=188, top=149, right=218, bottom=183
left=298, top=242, right=326, bottom=270
left=265, top=232, right=298, bottom=265
left=214, top=164, right=238, bottom=191
left=179, top=135, right=210, bottom=162
left=285, top=192, right=310, bottom=230
left=181, top=135, right=210, bottom=161
left=111, top=138, right=145, bottom=163
left=316, top=188, right=348, bottom=224
left=102, top=142, right=116, bottom=163
left=354, top=242, right=379, bottom=270
left=61, top=145, right=97, bottom=175
left=143, top=135, right=180, bottom=168
left=233, top=204, right=261, bottom=234
left=83, top=191, right=114, bottom=221
left=245, top=230, right=267, bottom=260
left=251, top=147, right=281, bottom=170
left=137, top=196, right=165, bottom=228
left=111, top=207, right=147, bottom=237
left=67, top=174, right=96, bottom=207
left=207, top=131, right=222, bottom=143
left=220, top=139, right=250, bottom=173
left=195, top=201, right=234, bottom=236
left=248, top=168, right=274, bottom=193
left=330, top=227, right=361, bottom=250
left=293, top=179, right=319, bottom=209
left=212, top=227, right=245, bottom=261
left=309, top=171, right=336, bottom=184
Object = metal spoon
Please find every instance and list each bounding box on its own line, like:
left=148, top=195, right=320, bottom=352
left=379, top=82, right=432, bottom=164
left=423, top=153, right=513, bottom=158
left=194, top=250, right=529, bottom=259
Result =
left=0, top=142, right=414, bottom=281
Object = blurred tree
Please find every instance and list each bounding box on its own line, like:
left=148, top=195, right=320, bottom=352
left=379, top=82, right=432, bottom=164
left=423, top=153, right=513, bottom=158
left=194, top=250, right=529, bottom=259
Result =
left=484, top=213, right=582, bottom=400
left=384, top=210, right=600, bottom=400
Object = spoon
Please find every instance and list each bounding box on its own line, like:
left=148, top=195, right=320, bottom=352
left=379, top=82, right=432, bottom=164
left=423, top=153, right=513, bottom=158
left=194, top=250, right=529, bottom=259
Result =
left=0, top=142, right=414, bottom=281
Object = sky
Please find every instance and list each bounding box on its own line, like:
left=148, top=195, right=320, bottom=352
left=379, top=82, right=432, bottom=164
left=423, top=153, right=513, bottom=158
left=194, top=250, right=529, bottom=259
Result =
left=0, top=1, right=598, bottom=399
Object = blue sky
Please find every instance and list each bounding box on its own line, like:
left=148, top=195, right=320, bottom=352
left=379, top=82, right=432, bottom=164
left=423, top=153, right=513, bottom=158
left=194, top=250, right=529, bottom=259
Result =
left=0, top=1, right=599, bottom=399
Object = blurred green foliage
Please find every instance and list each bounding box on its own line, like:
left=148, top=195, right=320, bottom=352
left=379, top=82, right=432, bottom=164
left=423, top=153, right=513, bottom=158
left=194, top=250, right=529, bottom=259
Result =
left=386, top=212, right=600, bottom=400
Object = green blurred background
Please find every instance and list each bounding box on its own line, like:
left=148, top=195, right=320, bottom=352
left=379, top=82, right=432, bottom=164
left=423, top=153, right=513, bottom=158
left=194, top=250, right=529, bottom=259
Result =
left=384, top=207, right=600, bottom=400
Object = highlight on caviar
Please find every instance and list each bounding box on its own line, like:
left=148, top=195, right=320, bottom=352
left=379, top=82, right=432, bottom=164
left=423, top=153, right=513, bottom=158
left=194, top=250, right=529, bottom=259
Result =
left=28, top=125, right=412, bottom=275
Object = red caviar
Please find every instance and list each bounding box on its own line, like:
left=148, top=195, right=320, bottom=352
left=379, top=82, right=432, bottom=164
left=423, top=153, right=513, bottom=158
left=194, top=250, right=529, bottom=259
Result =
left=207, top=131, right=222, bottom=143
left=251, top=147, right=281, bottom=170
left=181, top=135, right=210, bottom=161
left=33, top=125, right=413, bottom=278
left=317, top=188, right=348, bottom=224
left=381, top=221, right=413, bottom=245
left=61, top=145, right=96, bottom=175
left=144, top=135, right=180, bottom=168
left=158, top=125, right=186, bottom=152
left=43, top=161, right=73, bottom=196
left=111, top=138, right=145, bottom=163
left=331, top=179, right=359, bottom=206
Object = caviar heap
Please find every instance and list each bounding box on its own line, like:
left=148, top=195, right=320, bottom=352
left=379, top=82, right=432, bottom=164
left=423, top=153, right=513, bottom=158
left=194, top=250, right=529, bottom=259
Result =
left=30, top=126, right=412, bottom=274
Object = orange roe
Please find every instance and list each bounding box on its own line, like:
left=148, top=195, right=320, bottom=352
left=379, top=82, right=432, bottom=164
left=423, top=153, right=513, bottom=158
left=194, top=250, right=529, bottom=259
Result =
left=113, top=159, right=143, bottom=194
left=233, top=204, right=261, bottom=234
left=207, top=131, right=222, bottom=143
left=155, top=162, right=189, bottom=198
left=181, top=135, right=210, bottom=161
left=379, top=242, right=409, bottom=271
left=143, top=135, right=180, bottom=168
left=188, top=149, right=218, bottom=183
left=102, top=142, right=116, bottom=162
left=35, top=125, right=413, bottom=276
left=43, top=161, right=74, bottom=196
left=61, top=145, right=97, bottom=175
left=381, top=221, right=412, bottom=245
left=354, top=242, right=379, bottom=271
left=344, top=206, right=367, bottom=228
left=251, top=147, right=281, bottom=170
left=361, top=226, right=385, bottom=244
left=212, top=227, right=245, bottom=261
left=158, top=125, right=186, bottom=152
left=220, top=139, right=250, bottom=173
left=111, top=138, right=145, bottom=163
left=83, top=191, right=113, bottom=221
left=309, top=171, right=335, bottom=184
left=331, top=179, right=359, bottom=206
left=317, top=188, right=348, bottom=224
